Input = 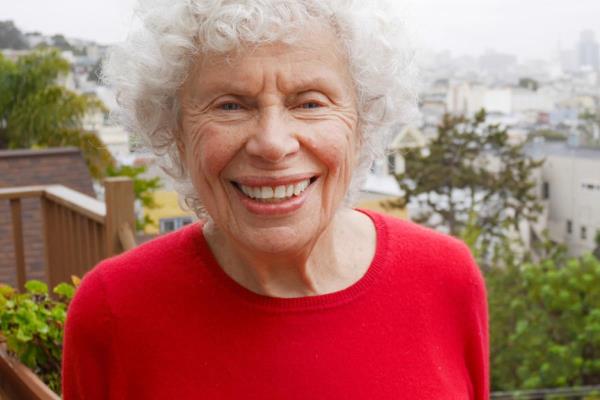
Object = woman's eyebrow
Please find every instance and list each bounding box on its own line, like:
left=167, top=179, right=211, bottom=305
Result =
left=279, top=76, right=342, bottom=95
left=193, top=80, right=259, bottom=100
left=192, top=74, right=343, bottom=101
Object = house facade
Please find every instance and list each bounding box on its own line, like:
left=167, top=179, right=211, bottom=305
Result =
left=528, top=142, right=600, bottom=256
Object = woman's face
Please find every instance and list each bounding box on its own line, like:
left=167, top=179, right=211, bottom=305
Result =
left=178, top=28, right=360, bottom=255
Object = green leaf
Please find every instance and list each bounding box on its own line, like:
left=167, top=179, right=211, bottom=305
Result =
left=36, top=323, right=49, bottom=335
left=53, top=283, right=75, bottom=300
left=515, top=320, right=529, bottom=335
left=0, top=284, right=15, bottom=298
left=15, top=327, right=33, bottom=342
left=25, top=280, right=48, bottom=295
left=50, top=304, right=66, bottom=321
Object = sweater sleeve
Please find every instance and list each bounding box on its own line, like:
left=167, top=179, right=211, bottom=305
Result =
left=62, top=265, right=112, bottom=400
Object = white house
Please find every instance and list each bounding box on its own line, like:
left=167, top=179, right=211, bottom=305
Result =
left=358, top=126, right=427, bottom=217
left=528, top=141, right=600, bottom=256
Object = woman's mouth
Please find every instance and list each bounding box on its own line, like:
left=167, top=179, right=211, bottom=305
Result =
left=233, top=178, right=317, bottom=202
left=230, top=176, right=318, bottom=212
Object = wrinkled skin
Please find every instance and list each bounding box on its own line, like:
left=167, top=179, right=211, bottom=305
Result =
left=177, top=27, right=376, bottom=297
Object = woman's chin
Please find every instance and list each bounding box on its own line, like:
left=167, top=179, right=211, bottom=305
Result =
left=235, top=225, right=314, bottom=256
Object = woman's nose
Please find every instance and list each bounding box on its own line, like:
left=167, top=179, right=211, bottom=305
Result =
left=245, top=110, right=300, bottom=163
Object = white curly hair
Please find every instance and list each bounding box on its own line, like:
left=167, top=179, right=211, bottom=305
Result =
left=103, top=0, right=419, bottom=217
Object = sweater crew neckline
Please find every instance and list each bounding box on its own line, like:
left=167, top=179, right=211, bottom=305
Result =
left=188, top=208, right=389, bottom=312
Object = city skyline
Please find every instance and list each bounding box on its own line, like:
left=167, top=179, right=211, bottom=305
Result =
left=1, top=0, right=599, bottom=62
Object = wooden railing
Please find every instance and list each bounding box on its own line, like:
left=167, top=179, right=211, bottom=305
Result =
left=0, top=177, right=136, bottom=291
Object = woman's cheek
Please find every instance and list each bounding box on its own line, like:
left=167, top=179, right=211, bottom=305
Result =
left=303, top=122, right=357, bottom=174
left=192, top=125, right=239, bottom=180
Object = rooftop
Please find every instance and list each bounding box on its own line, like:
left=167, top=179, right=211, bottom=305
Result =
left=525, top=141, right=600, bottom=160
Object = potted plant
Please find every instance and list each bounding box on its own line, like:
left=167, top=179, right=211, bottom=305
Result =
left=0, top=278, right=78, bottom=399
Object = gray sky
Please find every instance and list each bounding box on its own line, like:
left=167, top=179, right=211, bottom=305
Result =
left=1, top=0, right=599, bottom=61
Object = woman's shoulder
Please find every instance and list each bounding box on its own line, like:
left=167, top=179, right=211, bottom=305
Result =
left=360, top=208, right=470, bottom=253
left=94, top=222, right=202, bottom=276
left=72, top=222, right=205, bottom=307
left=360, top=209, right=483, bottom=293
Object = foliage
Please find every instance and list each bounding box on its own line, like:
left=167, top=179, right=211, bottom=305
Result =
left=529, top=129, right=568, bottom=142
left=481, top=240, right=600, bottom=391
left=87, top=59, right=102, bottom=83
left=107, top=164, right=163, bottom=230
left=392, top=110, right=544, bottom=264
left=0, top=48, right=114, bottom=179
left=594, top=232, right=600, bottom=261
left=579, top=110, right=600, bottom=149
left=50, top=34, right=72, bottom=52
left=0, top=277, right=80, bottom=395
left=0, top=20, right=29, bottom=50
left=518, top=78, right=539, bottom=91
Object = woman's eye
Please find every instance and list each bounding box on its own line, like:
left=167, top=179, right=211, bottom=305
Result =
left=300, top=102, right=321, bottom=109
left=220, top=102, right=242, bottom=111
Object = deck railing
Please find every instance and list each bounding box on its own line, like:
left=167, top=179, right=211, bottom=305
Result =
left=0, top=177, right=136, bottom=291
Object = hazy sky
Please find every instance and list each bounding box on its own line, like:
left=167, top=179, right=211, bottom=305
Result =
left=1, top=0, right=599, bottom=61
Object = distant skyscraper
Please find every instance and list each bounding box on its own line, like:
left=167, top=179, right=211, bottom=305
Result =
left=577, top=30, right=600, bottom=70
left=478, top=50, right=517, bottom=78
left=559, top=48, right=578, bottom=72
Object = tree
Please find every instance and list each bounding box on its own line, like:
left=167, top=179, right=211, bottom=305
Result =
left=579, top=110, right=600, bottom=149
left=594, top=231, right=600, bottom=261
left=50, top=34, right=72, bottom=52
left=87, top=59, right=102, bottom=83
left=484, top=243, right=600, bottom=390
left=528, top=129, right=567, bottom=143
left=518, top=77, right=539, bottom=91
left=0, top=48, right=114, bottom=179
left=106, top=164, right=162, bottom=231
left=391, top=110, right=544, bottom=262
left=457, top=219, right=600, bottom=391
left=0, top=20, right=29, bottom=50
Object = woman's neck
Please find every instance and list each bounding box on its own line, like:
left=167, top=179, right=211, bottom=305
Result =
left=203, top=208, right=376, bottom=298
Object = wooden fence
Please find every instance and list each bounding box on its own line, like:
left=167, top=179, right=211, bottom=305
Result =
left=0, top=177, right=136, bottom=291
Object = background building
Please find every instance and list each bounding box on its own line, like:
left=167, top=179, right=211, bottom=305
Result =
left=578, top=30, right=600, bottom=71
left=528, top=141, right=600, bottom=256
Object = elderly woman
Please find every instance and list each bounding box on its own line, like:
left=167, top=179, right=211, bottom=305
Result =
left=62, top=0, right=489, bottom=398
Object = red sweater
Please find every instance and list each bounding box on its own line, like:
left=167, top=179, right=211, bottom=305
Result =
left=62, top=210, right=489, bottom=399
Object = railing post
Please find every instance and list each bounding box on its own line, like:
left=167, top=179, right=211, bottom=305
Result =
left=41, top=197, right=56, bottom=290
left=104, top=177, right=136, bottom=257
left=9, top=199, right=27, bottom=292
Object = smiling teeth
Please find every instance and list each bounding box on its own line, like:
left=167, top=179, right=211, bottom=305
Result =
left=240, top=179, right=310, bottom=200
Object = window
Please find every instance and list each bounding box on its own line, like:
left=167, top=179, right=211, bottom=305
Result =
left=581, top=182, right=600, bottom=192
left=581, top=226, right=587, bottom=240
left=161, top=219, right=175, bottom=233
left=387, top=154, right=396, bottom=175
left=159, top=216, right=194, bottom=234
left=567, top=220, right=572, bottom=234
left=542, top=182, right=549, bottom=200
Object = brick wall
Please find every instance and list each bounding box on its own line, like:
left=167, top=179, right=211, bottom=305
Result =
left=0, top=148, right=95, bottom=287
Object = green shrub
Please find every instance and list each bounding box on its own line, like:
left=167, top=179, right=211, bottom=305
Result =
left=486, top=252, right=600, bottom=390
left=0, top=278, right=78, bottom=395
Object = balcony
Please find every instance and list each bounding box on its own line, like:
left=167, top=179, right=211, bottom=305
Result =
left=0, top=178, right=136, bottom=291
